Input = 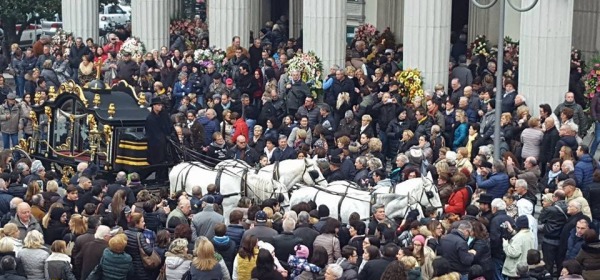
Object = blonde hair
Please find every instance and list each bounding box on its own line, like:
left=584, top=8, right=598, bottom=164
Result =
left=457, top=147, right=468, bottom=159
left=455, top=109, right=466, bottom=123
left=0, top=223, right=19, bottom=239
left=400, top=256, right=419, bottom=269
left=501, top=112, right=512, bottom=123
left=361, top=114, right=372, bottom=122
left=403, top=130, right=414, bottom=139
left=24, top=181, right=40, bottom=203
left=23, top=230, right=44, bottom=249
left=51, top=240, right=67, bottom=253
left=109, top=233, right=128, bottom=253
left=46, top=181, right=59, bottom=193
left=368, top=138, right=382, bottom=152
left=0, top=237, right=14, bottom=253
left=192, top=237, right=218, bottom=271
left=43, top=202, right=64, bottom=229
left=296, top=129, right=307, bottom=140
left=169, top=238, right=189, bottom=255
left=68, top=214, right=88, bottom=236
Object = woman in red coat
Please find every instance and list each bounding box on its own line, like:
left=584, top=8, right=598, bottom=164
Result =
left=445, top=172, right=470, bottom=215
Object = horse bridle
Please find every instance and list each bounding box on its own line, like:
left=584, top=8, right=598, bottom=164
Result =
left=416, top=176, right=444, bottom=210
left=302, top=158, right=327, bottom=185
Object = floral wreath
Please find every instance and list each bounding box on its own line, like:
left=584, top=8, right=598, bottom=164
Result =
left=119, top=37, right=146, bottom=58
left=395, top=68, right=424, bottom=103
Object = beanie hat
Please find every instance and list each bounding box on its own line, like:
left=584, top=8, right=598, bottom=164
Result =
left=31, top=160, right=44, bottom=174
left=50, top=208, right=66, bottom=221
left=445, top=151, right=457, bottom=165
left=516, top=215, right=529, bottom=230
left=412, top=235, right=426, bottom=245
left=318, top=205, right=330, bottom=218
left=344, top=110, right=354, bottom=119
left=295, top=244, right=309, bottom=258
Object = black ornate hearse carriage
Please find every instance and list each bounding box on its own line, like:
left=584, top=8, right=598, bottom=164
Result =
left=16, top=79, right=172, bottom=183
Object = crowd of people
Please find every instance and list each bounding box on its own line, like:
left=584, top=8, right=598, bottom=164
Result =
left=0, top=14, right=598, bottom=280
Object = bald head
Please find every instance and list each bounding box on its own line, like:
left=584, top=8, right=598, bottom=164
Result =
left=464, top=86, right=472, bottom=97
left=16, top=202, right=31, bottom=223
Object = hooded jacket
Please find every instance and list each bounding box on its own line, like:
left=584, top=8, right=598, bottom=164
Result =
left=165, top=252, right=192, bottom=280
left=575, top=153, right=597, bottom=195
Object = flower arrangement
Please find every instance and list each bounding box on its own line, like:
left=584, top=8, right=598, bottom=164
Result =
left=51, top=29, right=73, bottom=49
left=193, top=47, right=226, bottom=72
left=504, top=36, right=519, bottom=59
left=470, top=35, right=491, bottom=57
left=170, top=18, right=208, bottom=50
left=120, top=37, right=146, bottom=58
left=354, top=23, right=380, bottom=45
left=584, top=57, right=600, bottom=101
left=287, top=51, right=324, bottom=98
left=395, top=68, right=424, bottom=102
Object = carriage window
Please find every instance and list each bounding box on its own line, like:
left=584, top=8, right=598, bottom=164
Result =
left=52, top=98, right=88, bottom=157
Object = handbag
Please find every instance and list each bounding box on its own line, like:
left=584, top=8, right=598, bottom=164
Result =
left=137, top=233, right=161, bottom=269
left=156, top=262, right=166, bottom=280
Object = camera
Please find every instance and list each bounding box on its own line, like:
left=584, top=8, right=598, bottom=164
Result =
left=500, top=223, right=508, bottom=229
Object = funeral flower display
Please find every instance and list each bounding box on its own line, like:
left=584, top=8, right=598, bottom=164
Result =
left=354, top=23, right=379, bottom=45
left=120, top=37, right=146, bottom=58
left=470, top=35, right=491, bottom=57
left=395, top=68, right=424, bottom=103
left=287, top=51, right=324, bottom=98
left=51, top=29, right=73, bottom=49
left=193, top=47, right=227, bottom=72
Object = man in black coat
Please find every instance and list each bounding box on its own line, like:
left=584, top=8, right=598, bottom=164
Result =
left=540, top=117, right=560, bottom=173
left=327, top=156, right=345, bottom=182
left=116, top=52, right=140, bottom=85
left=557, top=200, right=591, bottom=273
left=293, top=212, right=319, bottom=258
left=270, top=135, right=296, bottom=163
left=145, top=98, right=173, bottom=181
left=358, top=243, right=398, bottom=280
left=271, top=219, right=303, bottom=265
left=437, top=221, right=476, bottom=277
left=539, top=190, right=568, bottom=274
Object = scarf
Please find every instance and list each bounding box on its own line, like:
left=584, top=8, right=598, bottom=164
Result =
left=144, top=59, right=157, bottom=68
left=547, top=170, right=561, bottom=184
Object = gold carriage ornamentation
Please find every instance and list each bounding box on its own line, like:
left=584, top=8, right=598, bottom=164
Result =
left=25, top=79, right=165, bottom=182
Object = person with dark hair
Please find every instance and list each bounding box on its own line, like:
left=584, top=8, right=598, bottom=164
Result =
left=211, top=223, right=236, bottom=275
left=468, top=264, right=485, bottom=280
left=359, top=243, right=398, bottom=280
left=379, top=260, right=408, bottom=280
left=575, top=229, right=600, bottom=279
left=575, top=145, right=596, bottom=197
left=527, top=249, right=551, bottom=280
left=313, top=218, right=341, bottom=264
left=250, top=248, right=285, bottom=280
left=469, top=220, right=494, bottom=280
left=338, top=245, right=358, bottom=279
left=314, top=205, right=331, bottom=233
left=226, top=210, right=246, bottom=252
left=0, top=255, right=26, bottom=280
left=561, top=259, right=583, bottom=278
left=445, top=173, right=470, bottom=215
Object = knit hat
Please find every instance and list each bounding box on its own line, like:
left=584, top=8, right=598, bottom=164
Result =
left=31, top=160, right=44, bottom=174
left=202, top=195, right=215, bottom=204
left=50, top=208, right=66, bottom=221
left=344, top=110, right=354, bottom=119
left=515, top=215, right=529, bottom=230
left=318, top=205, right=330, bottom=218
left=412, top=235, right=426, bottom=246
left=295, top=245, right=309, bottom=258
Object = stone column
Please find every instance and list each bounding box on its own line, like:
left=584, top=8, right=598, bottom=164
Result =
left=131, top=0, right=170, bottom=51
left=303, top=0, right=346, bottom=69
left=249, top=0, right=263, bottom=40
left=208, top=0, right=250, bottom=50
left=572, top=0, right=600, bottom=59
left=519, top=0, right=574, bottom=111
left=170, top=0, right=182, bottom=19
left=393, top=0, right=404, bottom=44
left=468, top=0, right=500, bottom=45
left=62, top=0, right=99, bottom=42
left=403, top=0, right=452, bottom=90
left=289, top=0, right=303, bottom=39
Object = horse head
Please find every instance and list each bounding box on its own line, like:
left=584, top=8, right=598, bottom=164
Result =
left=302, top=158, right=328, bottom=187
left=411, top=173, right=444, bottom=216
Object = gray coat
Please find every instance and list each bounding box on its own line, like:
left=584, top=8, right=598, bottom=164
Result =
left=18, top=248, right=50, bottom=280
left=0, top=103, right=21, bottom=134
left=191, top=204, right=224, bottom=241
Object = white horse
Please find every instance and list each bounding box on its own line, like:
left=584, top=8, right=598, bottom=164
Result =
left=288, top=175, right=443, bottom=223
left=169, top=161, right=283, bottom=223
